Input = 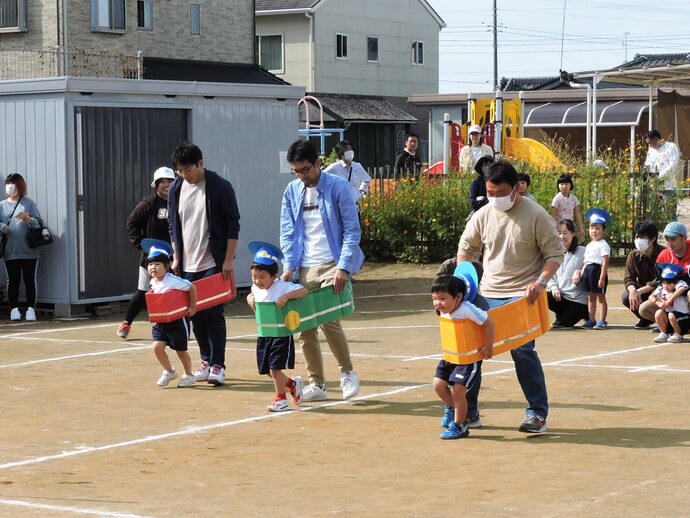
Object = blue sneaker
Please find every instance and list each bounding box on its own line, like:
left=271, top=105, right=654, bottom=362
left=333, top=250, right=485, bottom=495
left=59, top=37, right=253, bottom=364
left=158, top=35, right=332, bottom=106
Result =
left=440, top=421, right=469, bottom=440
left=594, top=320, right=607, bottom=329
left=441, top=405, right=454, bottom=428
left=582, top=320, right=596, bottom=329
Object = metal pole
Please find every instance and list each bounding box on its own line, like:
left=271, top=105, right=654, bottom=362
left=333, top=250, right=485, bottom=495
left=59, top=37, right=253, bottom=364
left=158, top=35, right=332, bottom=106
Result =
left=592, top=75, right=599, bottom=159
left=443, top=113, right=450, bottom=174
left=630, top=125, right=635, bottom=172
left=494, top=90, right=503, bottom=155
left=493, top=0, right=498, bottom=90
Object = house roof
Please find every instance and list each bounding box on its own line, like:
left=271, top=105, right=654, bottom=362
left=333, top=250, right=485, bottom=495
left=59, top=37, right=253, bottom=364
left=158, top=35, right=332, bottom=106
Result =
left=143, top=58, right=291, bottom=85
left=499, top=73, right=640, bottom=92
left=299, top=93, right=418, bottom=124
left=576, top=52, right=690, bottom=90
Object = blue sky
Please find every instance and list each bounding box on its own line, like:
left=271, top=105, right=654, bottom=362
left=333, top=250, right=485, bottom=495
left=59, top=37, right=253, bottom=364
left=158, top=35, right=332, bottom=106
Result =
left=428, top=0, right=690, bottom=93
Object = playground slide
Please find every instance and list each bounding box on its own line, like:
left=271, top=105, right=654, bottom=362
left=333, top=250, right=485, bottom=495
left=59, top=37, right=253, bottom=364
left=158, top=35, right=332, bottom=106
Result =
left=504, top=137, right=565, bottom=171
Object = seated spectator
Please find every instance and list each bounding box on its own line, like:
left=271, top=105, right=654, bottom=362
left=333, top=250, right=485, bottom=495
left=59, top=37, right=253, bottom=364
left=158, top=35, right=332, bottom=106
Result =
left=621, top=221, right=663, bottom=329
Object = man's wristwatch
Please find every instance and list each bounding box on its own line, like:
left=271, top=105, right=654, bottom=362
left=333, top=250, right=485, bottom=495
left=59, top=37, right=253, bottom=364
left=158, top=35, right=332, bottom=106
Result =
left=537, top=277, right=548, bottom=288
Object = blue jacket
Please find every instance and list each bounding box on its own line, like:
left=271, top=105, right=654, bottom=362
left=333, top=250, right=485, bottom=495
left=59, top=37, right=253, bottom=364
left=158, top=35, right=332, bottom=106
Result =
left=280, top=171, right=364, bottom=274
left=168, top=169, right=240, bottom=272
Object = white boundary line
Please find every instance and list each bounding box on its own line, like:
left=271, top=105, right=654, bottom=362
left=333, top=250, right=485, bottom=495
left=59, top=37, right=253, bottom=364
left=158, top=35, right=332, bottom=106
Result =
left=0, top=499, right=151, bottom=518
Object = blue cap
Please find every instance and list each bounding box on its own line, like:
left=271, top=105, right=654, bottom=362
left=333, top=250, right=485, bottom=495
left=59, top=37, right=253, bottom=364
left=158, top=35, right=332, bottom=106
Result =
left=248, top=241, right=283, bottom=266
left=585, top=208, right=610, bottom=225
left=663, top=221, right=688, bottom=238
left=659, top=262, right=684, bottom=280
left=142, top=238, right=173, bottom=262
left=452, top=261, right=479, bottom=303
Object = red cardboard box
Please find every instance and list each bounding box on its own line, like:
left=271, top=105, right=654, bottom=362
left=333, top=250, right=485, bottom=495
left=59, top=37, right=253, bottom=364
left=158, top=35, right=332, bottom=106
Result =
left=146, top=273, right=236, bottom=323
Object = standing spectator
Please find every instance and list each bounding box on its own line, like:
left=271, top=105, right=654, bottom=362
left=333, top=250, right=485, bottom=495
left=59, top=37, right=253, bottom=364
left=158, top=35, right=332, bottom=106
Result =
left=575, top=209, right=611, bottom=330
left=469, top=155, right=493, bottom=213
left=645, top=130, right=682, bottom=192
left=167, top=143, right=240, bottom=387
left=117, top=167, right=176, bottom=339
left=459, top=125, right=494, bottom=174
left=458, top=160, right=563, bottom=433
left=551, top=174, right=585, bottom=241
left=516, top=172, right=536, bottom=201
left=621, top=221, right=663, bottom=329
left=0, top=173, right=43, bottom=322
left=393, top=132, right=423, bottom=178
left=324, top=140, right=371, bottom=205
left=280, top=139, right=364, bottom=401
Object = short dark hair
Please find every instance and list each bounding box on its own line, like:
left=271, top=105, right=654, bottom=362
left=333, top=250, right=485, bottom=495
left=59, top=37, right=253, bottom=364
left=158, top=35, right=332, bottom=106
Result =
left=633, top=220, right=659, bottom=241
left=406, top=132, right=419, bottom=142
left=334, top=140, right=353, bottom=159
left=485, top=160, right=518, bottom=187
left=250, top=261, right=279, bottom=277
left=431, top=274, right=466, bottom=299
left=557, top=219, right=580, bottom=252
left=557, top=173, right=574, bottom=190
left=646, top=130, right=661, bottom=140
left=5, top=172, right=27, bottom=197
left=172, top=142, right=203, bottom=169
left=287, top=139, right=320, bottom=164
left=517, top=172, right=531, bottom=186
left=145, top=255, right=171, bottom=267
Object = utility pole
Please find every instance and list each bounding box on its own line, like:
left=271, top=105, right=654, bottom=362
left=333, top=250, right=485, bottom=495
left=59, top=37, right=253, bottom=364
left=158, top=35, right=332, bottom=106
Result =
left=493, top=0, right=498, bottom=90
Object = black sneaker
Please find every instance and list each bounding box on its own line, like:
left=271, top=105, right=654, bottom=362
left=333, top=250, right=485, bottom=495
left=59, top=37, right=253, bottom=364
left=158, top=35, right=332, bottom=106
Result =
left=519, top=415, right=548, bottom=433
left=634, top=319, right=652, bottom=330
left=551, top=320, right=563, bottom=329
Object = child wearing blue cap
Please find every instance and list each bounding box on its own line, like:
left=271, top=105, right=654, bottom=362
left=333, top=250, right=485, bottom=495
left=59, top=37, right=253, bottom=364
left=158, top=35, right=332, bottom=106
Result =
left=575, top=209, right=611, bottom=329
left=143, top=238, right=198, bottom=388
left=431, top=265, right=495, bottom=440
left=650, top=263, right=690, bottom=343
left=246, top=241, right=308, bottom=412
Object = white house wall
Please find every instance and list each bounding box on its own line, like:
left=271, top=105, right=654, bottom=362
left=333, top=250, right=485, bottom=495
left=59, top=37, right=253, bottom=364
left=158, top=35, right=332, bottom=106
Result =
left=256, top=14, right=312, bottom=89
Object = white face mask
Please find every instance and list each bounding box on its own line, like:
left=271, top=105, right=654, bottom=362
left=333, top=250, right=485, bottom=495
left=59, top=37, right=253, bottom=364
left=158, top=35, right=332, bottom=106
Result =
left=634, top=238, right=650, bottom=252
left=343, top=150, right=355, bottom=161
left=487, top=188, right=516, bottom=212
left=5, top=184, right=16, bottom=196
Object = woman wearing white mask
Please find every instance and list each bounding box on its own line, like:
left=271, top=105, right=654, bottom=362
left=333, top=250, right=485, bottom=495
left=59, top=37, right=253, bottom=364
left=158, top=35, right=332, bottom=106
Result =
left=0, top=173, right=43, bottom=322
left=547, top=219, right=589, bottom=327
left=621, top=221, right=663, bottom=329
left=324, top=140, right=371, bottom=204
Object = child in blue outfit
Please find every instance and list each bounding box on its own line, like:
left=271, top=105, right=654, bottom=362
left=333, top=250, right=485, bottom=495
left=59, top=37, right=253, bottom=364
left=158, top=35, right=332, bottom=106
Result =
left=431, top=266, right=495, bottom=440
left=143, top=239, right=198, bottom=388
left=246, top=241, right=309, bottom=412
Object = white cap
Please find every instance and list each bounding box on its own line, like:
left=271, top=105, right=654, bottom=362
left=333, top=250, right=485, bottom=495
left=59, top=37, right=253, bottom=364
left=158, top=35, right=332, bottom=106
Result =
left=593, top=159, right=608, bottom=169
left=468, top=124, right=482, bottom=135
left=151, top=167, right=175, bottom=188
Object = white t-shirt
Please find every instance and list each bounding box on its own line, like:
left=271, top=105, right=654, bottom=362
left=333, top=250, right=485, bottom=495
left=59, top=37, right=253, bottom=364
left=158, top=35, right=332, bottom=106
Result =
left=301, top=187, right=334, bottom=266
left=252, top=279, right=304, bottom=303
left=150, top=272, right=193, bottom=294
left=178, top=179, right=215, bottom=272
left=652, top=280, right=690, bottom=313
left=583, top=239, right=611, bottom=266
left=551, top=192, right=579, bottom=221
left=440, top=300, right=488, bottom=325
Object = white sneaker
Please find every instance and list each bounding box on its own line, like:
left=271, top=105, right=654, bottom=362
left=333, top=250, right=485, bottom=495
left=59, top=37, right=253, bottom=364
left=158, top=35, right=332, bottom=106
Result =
left=302, top=382, right=328, bottom=402
left=653, top=332, right=669, bottom=343
left=177, top=374, right=196, bottom=388
left=267, top=399, right=290, bottom=412
left=207, top=364, right=225, bottom=386
left=340, top=370, right=360, bottom=399
left=668, top=333, right=684, bottom=343
left=290, top=375, right=304, bottom=405
left=157, top=369, right=177, bottom=387
left=25, top=307, right=36, bottom=322
left=10, top=308, right=21, bottom=321
left=193, top=361, right=210, bottom=381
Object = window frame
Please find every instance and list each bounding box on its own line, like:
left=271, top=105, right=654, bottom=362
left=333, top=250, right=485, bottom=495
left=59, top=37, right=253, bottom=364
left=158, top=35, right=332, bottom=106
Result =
left=190, top=4, right=201, bottom=36
left=136, top=0, right=153, bottom=31
left=255, top=33, right=285, bottom=74
left=367, top=36, right=379, bottom=63
left=89, top=0, right=126, bottom=34
left=412, top=40, right=424, bottom=66
left=336, top=33, right=348, bottom=60
left=0, top=0, right=28, bottom=33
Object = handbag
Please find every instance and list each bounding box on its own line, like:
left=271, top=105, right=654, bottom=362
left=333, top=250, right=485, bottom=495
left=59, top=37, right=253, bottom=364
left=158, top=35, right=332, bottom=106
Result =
left=0, top=197, right=21, bottom=258
left=27, top=219, right=53, bottom=248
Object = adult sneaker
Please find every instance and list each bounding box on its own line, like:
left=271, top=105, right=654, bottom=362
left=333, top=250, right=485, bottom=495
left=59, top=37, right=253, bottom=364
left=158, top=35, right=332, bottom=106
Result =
left=116, top=321, right=130, bottom=338
left=302, top=382, right=328, bottom=402
left=634, top=319, right=652, bottom=330
left=340, top=370, right=360, bottom=399
left=441, top=405, right=454, bottom=428
left=207, top=364, right=225, bottom=386
left=192, top=361, right=210, bottom=381
left=464, top=415, right=483, bottom=429
left=668, top=333, right=683, bottom=343
left=177, top=374, right=196, bottom=388
left=289, top=375, right=304, bottom=405
left=157, top=369, right=177, bottom=387
left=519, top=415, right=548, bottom=433
left=653, top=332, right=669, bottom=343
left=10, top=308, right=21, bottom=321
left=267, top=399, right=289, bottom=412
left=440, top=421, right=469, bottom=440
left=25, top=307, right=37, bottom=322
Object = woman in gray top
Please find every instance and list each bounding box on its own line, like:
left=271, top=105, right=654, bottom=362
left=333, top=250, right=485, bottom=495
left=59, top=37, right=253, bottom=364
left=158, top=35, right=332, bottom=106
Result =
left=0, top=173, right=42, bottom=321
left=547, top=219, right=589, bottom=327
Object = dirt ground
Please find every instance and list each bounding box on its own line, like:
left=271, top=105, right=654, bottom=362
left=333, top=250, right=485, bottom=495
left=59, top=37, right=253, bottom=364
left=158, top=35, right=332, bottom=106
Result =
left=1, top=262, right=690, bottom=517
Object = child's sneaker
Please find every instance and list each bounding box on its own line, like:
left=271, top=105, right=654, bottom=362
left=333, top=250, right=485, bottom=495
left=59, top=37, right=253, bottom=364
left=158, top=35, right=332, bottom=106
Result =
left=193, top=361, right=210, bottom=381
left=116, top=321, right=130, bottom=338
left=441, top=405, right=454, bottom=428
left=653, top=332, right=669, bottom=343
left=464, top=415, right=483, bottom=428
left=267, top=398, right=290, bottom=412
left=177, top=374, right=196, bottom=387
left=668, top=333, right=683, bottom=343
left=157, top=369, right=177, bottom=387
left=582, top=320, right=596, bottom=329
left=594, top=320, right=607, bottom=330
left=289, top=375, right=304, bottom=405
left=440, top=421, right=469, bottom=440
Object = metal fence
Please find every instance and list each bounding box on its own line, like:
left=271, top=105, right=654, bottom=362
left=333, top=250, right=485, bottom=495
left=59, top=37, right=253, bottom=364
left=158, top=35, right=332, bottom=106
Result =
left=0, top=47, right=143, bottom=80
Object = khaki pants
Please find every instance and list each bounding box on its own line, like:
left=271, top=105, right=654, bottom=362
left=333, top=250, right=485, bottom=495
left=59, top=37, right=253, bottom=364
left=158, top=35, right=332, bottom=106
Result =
left=298, top=261, right=354, bottom=385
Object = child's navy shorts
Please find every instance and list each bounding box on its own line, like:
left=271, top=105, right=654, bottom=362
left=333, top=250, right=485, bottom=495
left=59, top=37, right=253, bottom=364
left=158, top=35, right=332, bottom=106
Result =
left=256, top=335, right=295, bottom=375
left=435, top=359, right=482, bottom=388
left=664, top=311, right=690, bottom=334
left=152, top=319, right=190, bottom=351
left=582, top=263, right=608, bottom=293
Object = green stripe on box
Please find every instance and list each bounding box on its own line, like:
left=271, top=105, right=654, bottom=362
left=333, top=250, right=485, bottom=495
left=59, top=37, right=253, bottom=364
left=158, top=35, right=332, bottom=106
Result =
left=255, top=281, right=354, bottom=337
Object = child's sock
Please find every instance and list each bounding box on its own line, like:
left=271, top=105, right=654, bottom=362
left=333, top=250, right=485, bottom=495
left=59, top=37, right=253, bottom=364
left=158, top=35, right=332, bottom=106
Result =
left=276, top=393, right=287, bottom=400
left=286, top=378, right=296, bottom=390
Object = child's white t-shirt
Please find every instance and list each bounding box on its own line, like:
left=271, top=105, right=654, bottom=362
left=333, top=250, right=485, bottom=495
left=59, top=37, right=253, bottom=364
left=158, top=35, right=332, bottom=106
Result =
left=252, top=279, right=304, bottom=303
left=440, top=300, right=488, bottom=325
left=652, top=280, right=690, bottom=314
left=551, top=192, right=579, bottom=221
left=150, top=272, right=193, bottom=293
left=583, top=239, right=610, bottom=266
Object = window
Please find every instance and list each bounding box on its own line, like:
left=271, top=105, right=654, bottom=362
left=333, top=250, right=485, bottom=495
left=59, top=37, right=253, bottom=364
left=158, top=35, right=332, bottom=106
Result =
left=412, top=40, right=424, bottom=65
left=336, top=33, right=348, bottom=60
left=90, top=0, right=125, bottom=32
left=255, top=34, right=284, bottom=73
left=190, top=4, right=200, bottom=35
left=367, top=37, right=379, bottom=62
left=0, top=0, right=27, bottom=32
left=137, top=0, right=152, bottom=30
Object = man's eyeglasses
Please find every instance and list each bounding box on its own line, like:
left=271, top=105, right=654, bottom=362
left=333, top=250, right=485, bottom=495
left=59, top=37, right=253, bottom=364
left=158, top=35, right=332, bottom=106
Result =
left=177, top=164, right=197, bottom=175
left=291, top=163, right=314, bottom=176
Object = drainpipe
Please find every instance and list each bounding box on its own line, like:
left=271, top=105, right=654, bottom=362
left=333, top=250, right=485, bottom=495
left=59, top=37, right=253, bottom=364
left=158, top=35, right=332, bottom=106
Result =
left=305, top=13, right=314, bottom=91
left=569, top=81, right=591, bottom=164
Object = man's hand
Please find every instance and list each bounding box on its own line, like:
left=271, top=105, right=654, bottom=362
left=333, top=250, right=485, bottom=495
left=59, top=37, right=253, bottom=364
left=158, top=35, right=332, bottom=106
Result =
left=333, top=268, right=348, bottom=294
left=628, top=288, right=641, bottom=311
left=221, top=258, right=235, bottom=282
left=171, top=258, right=180, bottom=276
left=281, top=268, right=294, bottom=282
left=525, top=281, right=544, bottom=304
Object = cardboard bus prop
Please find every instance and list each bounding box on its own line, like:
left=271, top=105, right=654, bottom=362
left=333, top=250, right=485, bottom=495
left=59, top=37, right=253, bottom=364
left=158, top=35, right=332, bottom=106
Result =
left=255, top=281, right=354, bottom=337
left=439, top=291, right=551, bottom=364
left=146, top=273, right=236, bottom=323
